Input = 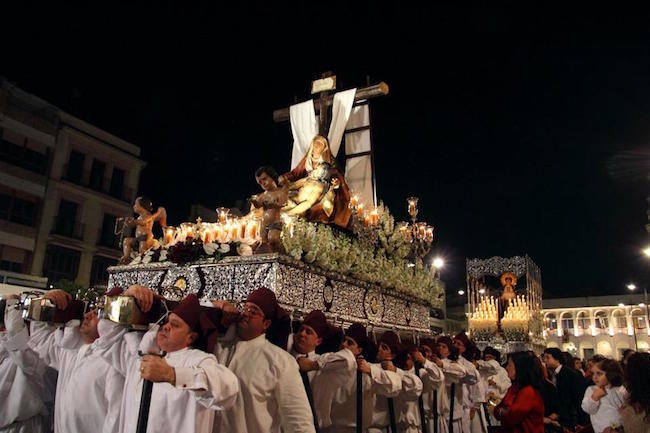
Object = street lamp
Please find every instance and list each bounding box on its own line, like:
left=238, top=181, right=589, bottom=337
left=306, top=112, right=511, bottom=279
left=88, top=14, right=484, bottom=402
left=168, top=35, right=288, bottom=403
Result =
left=458, top=290, right=465, bottom=295
left=627, top=283, right=650, bottom=351
left=643, top=247, right=650, bottom=258
left=432, top=257, right=444, bottom=279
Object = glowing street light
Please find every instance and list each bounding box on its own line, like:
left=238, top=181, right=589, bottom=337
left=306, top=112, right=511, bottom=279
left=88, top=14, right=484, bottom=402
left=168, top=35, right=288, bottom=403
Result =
left=644, top=247, right=650, bottom=257
left=478, top=288, right=486, bottom=295
left=628, top=284, right=637, bottom=290
left=458, top=290, right=465, bottom=295
left=433, top=257, right=445, bottom=269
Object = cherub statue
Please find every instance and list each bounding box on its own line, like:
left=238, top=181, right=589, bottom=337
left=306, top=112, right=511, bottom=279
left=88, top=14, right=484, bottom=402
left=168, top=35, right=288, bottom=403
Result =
left=249, top=166, right=287, bottom=254
left=117, top=196, right=167, bottom=264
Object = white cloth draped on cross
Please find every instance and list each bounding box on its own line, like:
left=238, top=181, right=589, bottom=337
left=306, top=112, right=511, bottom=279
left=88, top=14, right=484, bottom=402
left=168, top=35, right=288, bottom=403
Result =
left=289, top=88, right=357, bottom=168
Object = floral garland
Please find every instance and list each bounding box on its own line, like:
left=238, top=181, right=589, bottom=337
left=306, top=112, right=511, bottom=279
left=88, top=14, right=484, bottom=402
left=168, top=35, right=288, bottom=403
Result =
left=281, top=203, right=444, bottom=307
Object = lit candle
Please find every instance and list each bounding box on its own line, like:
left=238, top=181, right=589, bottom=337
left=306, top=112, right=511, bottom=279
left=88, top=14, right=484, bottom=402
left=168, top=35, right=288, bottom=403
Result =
left=357, top=203, right=364, bottom=217
left=247, top=219, right=258, bottom=239
left=349, top=194, right=359, bottom=209
left=364, top=214, right=371, bottom=227
left=230, top=221, right=239, bottom=240
left=417, top=222, right=426, bottom=240
left=240, top=220, right=247, bottom=239
left=202, top=229, right=211, bottom=244
left=407, top=197, right=418, bottom=218
left=369, top=208, right=379, bottom=225
left=216, top=207, right=229, bottom=224
left=425, top=225, right=434, bottom=242
left=164, top=226, right=176, bottom=244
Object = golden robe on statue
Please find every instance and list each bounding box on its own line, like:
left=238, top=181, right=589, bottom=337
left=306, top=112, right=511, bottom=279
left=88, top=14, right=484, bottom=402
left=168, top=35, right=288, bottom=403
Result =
left=279, top=135, right=351, bottom=229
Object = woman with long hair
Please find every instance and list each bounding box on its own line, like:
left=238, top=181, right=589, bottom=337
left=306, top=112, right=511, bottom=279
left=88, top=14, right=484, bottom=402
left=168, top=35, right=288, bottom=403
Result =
left=621, top=352, right=650, bottom=433
left=494, top=351, right=544, bottom=433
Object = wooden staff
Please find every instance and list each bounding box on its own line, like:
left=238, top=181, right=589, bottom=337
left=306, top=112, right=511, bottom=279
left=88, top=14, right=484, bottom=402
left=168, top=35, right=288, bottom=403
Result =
left=448, top=383, right=456, bottom=433
left=415, top=362, right=428, bottom=433
left=300, top=370, right=320, bottom=433
left=356, top=369, right=363, bottom=433
left=433, top=389, right=439, bottom=433
left=136, top=351, right=166, bottom=433
left=387, top=397, right=397, bottom=433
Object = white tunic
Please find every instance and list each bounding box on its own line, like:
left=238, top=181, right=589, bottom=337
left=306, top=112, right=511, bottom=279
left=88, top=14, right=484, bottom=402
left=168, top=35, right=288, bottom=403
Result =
left=27, top=320, right=124, bottom=433
left=395, top=367, right=425, bottom=433
left=581, top=385, right=626, bottom=433
left=437, top=358, right=468, bottom=433
left=325, top=361, right=403, bottom=433
left=457, top=356, right=479, bottom=433
left=288, top=343, right=357, bottom=429
left=0, top=328, right=48, bottom=433
left=96, top=320, right=239, bottom=433
left=418, top=359, right=444, bottom=433
left=212, top=326, right=315, bottom=433
left=368, top=363, right=407, bottom=432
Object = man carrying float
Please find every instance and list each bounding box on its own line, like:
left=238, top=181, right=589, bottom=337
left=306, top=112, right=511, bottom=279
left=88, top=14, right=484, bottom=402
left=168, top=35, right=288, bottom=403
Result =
left=95, top=286, right=239, bottom=433
left=287, top=309, right=357, bottom=430
left=3, top=289, right=124, bottom=433
left=210, top=287, right=316, bottom=433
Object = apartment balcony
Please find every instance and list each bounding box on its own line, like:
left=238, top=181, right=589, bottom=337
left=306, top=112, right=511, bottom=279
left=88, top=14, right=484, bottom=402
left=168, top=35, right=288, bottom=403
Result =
left=61, top=164, right=133, bottom=203
left=96, top=229, right=120, bottom=250
left=51, top=216, right=85, bottom=240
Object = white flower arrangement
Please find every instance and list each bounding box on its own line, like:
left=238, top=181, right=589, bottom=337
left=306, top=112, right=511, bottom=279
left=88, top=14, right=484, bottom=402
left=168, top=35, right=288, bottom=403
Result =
left=281, top=203, right=444, bottom=307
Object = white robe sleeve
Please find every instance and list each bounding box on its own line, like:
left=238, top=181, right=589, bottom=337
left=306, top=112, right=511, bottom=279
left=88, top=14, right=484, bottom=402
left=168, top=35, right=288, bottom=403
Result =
left=28, top=320, right=79, bottom=370
left=274, top=359, right=317, bottom=433
left=398, top=368, right=423, bottom=400
left=173, top=355, right=239, bottom=411
left=460, top=359, right=479, bottom=385
left=491, top=369, right=511, bottom=396
left=95, top=318, right=143, bottom=376
left=420, top=359, right=444, bottom=388
left=476, top=360, right=499, bottom=377
left=441, top=359, right=467, bottom=383
left=103, top=362, right=125, bottom=433
left=315, top=348, right=356, bottom=383
left=3, top=326, right=48, bottom=378
left=368, top=363, right=403, bottom=397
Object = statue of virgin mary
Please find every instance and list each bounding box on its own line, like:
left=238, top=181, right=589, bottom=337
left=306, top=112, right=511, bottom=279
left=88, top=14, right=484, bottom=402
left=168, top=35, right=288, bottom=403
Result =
left=279, top=135, right=351, bottom=229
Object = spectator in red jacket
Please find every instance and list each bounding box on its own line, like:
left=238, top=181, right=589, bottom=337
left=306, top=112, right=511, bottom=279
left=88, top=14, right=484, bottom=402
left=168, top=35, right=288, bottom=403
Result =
left=494, top=351, right=545, bottom=433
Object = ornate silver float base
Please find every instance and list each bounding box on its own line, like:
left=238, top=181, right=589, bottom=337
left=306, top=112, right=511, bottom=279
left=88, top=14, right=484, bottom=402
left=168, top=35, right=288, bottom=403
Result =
left=107, top=253, right=431, bottom=333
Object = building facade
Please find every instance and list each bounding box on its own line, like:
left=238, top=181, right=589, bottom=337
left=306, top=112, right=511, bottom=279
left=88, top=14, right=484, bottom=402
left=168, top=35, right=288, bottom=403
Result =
left=542, top=294, right=650, bottom=359
left=0, top=78, right=144, bottom=289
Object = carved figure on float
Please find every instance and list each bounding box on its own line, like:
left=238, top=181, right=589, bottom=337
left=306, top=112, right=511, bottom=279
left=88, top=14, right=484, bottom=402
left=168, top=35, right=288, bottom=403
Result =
left=499, top=272, right=517, bottom=319
left=278, top=135, right=351, bottom=229
left=116, top=196, right=167, bottom=264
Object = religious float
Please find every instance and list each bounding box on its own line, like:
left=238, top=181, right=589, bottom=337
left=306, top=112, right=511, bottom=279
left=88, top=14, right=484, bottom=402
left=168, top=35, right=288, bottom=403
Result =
left=106, top=74, right=444, bottom=335
left=466, top=255, right=545, bottom=353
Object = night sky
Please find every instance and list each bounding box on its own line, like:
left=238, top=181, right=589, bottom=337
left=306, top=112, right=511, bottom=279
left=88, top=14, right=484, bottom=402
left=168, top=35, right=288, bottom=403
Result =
left=4, top=3, right=650, bottom=303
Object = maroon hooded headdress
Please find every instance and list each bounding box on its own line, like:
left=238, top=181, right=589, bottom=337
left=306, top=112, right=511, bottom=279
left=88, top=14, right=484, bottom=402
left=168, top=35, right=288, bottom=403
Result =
left=171, top=294, right=217, bottom=352
left=246, top=287, right=291, bottom=350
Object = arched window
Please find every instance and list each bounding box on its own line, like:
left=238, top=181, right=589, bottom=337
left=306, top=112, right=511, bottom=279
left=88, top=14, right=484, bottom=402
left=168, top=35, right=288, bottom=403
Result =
left=594, top=311, right=608, bottom=329
left=612, top=309, right=627, bottom=329
left=631, top=309, right=647, bottom=329
left=544, top=313, right=557, bottom=331
left=560, top=313, right=574, bottom=332
left=576, top=311, right=589, bottom=330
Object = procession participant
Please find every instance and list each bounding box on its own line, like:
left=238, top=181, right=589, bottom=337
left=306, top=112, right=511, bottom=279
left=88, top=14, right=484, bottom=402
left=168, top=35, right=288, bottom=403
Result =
left=5, top=289, right=124, bottom=433
left=580, top=358, right=626, bottom=433
left=419, top=338, right=446, bottom=433
left=367, top=331, right=412, bottom=433
left=287, top=309, right=357, bottom=429
left=96, top=285, right=239, bottom=433
left=0, top=297, right=50, bottom=433
left=477, top=347, right=510, bottom=427
left=324, top=323, right=403, bottom=433
left=393, top=344, right=440, bottom=433
left=435, top=336, right=468, bottom=433
left=453, top=333, right=481, bottom=433
left=210, top=287, right=315, bottom=433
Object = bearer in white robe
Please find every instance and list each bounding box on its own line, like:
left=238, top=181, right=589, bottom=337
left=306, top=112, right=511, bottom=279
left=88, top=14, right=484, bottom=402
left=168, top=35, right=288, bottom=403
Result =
left=452, top=333, right=480, bottom=433
left=287, top=309, right=356, bottom=430
left=436, top=336, right=469, bottom=433
left=0, top=298, right=49, bottom=433
left=367, top=331, right=408, bottom=433
left=478, top=347, right=510, bottom=426
left=413, top=341, right=445, bottom=433
left=210, top=287, right=315, bottom=433
left=10, top=289, right=124, bottom=433
left=394, top=345, right=429, bottom=433
left=96, top=286, right=239, bottom=433
left=324, top=323, right=403, bottom=433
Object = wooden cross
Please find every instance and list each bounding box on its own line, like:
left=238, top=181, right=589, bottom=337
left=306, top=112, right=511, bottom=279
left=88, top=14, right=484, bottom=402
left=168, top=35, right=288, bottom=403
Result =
left=272, top=71, right=389, bottom=137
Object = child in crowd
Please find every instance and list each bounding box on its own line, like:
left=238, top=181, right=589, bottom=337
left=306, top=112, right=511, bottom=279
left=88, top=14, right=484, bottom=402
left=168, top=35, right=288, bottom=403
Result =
left=581, top=358, right=626, bottom=433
